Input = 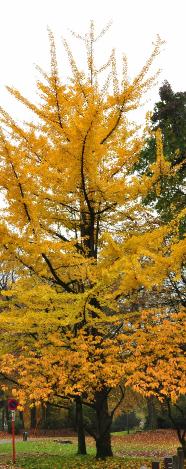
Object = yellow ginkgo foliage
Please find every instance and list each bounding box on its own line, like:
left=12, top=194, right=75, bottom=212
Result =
left=0, top=23, right=185, bottom=459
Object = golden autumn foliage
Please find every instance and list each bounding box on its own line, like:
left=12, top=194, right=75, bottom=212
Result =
left=0, top=23, right=185, bottom=430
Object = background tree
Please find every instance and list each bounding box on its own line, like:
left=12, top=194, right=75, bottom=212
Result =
left=125, top=287, right=186, bottom=453
left=137, top=81, right=186, bottom=229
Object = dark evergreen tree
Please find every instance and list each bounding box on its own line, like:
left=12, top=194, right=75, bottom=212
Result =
left=138, top=81, right=186, bottom=229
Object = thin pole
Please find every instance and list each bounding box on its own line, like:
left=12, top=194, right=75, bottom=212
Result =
left=11, top=411, right=16, bottom=464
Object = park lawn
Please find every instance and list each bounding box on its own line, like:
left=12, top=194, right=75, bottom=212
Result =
left=0, top=439, right=152, bottom=468
left=0, top=431, right=178, bottom=468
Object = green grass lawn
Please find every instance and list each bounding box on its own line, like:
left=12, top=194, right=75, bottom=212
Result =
left=0, top=439, right=152, bottom=468
left=0, top=431, right=178, bottom=468
left=111, top=431, right=132, bottom=436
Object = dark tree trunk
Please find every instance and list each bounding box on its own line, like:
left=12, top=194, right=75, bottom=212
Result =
left=166, top=400, right=186, bottom=458
left=75, top=396, right=87, bottom=455
left=2, top=409, right=5, bottom=431
left=95, top=389, right=113, bottom=459
left=147, top=396, right=158, bottom=429
left=177, top=432, right=186, bottom=458
left=31, top=406, right=36, bottom=428
left=182, top=441, right=186, bottom=458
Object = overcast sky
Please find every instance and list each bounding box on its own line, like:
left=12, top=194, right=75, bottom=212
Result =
left=0, top=0, right=185, bottom=119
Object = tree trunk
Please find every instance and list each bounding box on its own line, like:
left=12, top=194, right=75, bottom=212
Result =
left=23, top=405, right=31, bottom=431
left=95, top=389, right=113, bottom=459
left=166, top=400, right=186, bottom=458
left=2, top=408, right=5, bottom=431
left=31, top=406, right=36, bottom=428
left=182, top=442, right=186, bottom=459
left=147, top=396, right=158, bottom=429
left=75, top=396, right=87, bottom=455
left=177, top=433, right=186, bottom=458
left=181, top=442, right=186, bottom=459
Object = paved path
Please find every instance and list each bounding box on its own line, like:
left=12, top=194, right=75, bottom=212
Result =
left=0, top=436, right=74, bottom=443
left=0, top=440, right=13, bottom=444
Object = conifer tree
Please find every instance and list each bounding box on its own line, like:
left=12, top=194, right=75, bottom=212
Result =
left=137, top=81, right=186, bottom=229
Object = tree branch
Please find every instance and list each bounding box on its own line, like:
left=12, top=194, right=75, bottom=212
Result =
left=80, top=126, right=94, bottom=216
left=41, top=253, right=73, bottom=293
left=110, top=385, right=125, bottom=419
left=100, top=100, right=126, bottom=144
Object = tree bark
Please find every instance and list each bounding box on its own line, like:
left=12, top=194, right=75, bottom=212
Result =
left=181, top=442, right=186, bottom=458
left=147, top=396, right=158, bottom=429
left=2, top=408, right=5, bottom=431
left=166, top=400, right=186, bottom=458
left=23, top=405, right=31, bottom=431
left=75, top=396, right=87, bottom=455
left=95, top=389, right=113, bottom=459
left=31, top=406, right=36, bottom=428
left=177, top=433, right=186, bottom=458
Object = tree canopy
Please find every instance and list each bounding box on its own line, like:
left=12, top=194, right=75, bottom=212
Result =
left=0, top=24, right=185, bottom=458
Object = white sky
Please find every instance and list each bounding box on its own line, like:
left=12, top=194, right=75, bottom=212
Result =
left=0, top=0, right=186, bottom=119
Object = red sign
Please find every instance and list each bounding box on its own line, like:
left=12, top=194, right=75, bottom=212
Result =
left=8, top=399, right=19, bottom=411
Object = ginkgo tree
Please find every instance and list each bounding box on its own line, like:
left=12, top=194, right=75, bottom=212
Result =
left=0, top=22, right=185, bottom=459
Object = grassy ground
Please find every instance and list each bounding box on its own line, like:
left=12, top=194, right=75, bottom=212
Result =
left=0, top=430, right=179, bottom=468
